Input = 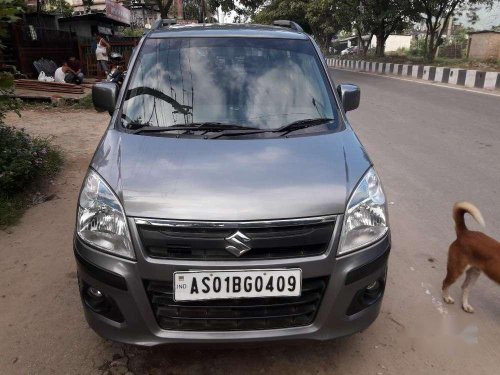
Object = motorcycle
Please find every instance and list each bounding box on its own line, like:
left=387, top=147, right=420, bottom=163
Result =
left=106, top=52, right=126, bottom=86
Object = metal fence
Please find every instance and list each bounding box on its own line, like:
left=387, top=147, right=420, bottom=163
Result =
left=438, top=41, right=468, bottom=59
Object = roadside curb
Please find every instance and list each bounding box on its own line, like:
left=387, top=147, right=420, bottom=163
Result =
left=326, top=58, right=500, bottom=91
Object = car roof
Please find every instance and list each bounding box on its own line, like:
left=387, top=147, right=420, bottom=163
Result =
left=148, top=23, right=309, bottom=40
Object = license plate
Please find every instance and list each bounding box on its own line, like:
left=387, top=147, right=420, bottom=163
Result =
left=174, top=269, right=302, bottom=301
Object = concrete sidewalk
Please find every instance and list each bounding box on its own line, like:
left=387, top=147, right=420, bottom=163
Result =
left=327, top=58, right=500, bottom=91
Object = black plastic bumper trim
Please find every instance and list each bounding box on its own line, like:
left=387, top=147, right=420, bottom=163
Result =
left=344, top=247, right=390, bottom=285
left=74, top=247, right=128, bottom=291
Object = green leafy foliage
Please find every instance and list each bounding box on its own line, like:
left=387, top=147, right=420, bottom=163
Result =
left=252, top=0, right=416, bottom=56
left=0, top=124, right=63, bottom=227
left=0, top=0, right=63, bottom=227
left=0, top=0, right=23, bottom=120
left=0, top=125, right=63, bottom=196
left=356, top=0, right=416, bottom=57
left=252, top=0, right=310, bottom=31
left=40, top=0, right=74, bottom=16
left=415, top=0, right=495, bottom=61
left=0, top=0, right=23, bottom=48
left=252, top=0, right=347, bottom=48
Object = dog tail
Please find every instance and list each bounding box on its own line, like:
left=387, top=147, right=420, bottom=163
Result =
left=453, top=201, right=485, bottom=235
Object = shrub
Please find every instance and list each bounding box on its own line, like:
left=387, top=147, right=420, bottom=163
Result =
left=0, top=124, right=63, bottom=196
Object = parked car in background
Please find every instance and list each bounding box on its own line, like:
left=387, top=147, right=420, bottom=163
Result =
left=341, top=46, right=359, bottom=56
left=77, top=20, right=391, bottom=346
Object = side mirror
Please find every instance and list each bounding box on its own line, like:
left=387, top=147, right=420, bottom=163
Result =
left=337, top=84, right=360, bottom=112
left=92, top=82, right=119, bottom=115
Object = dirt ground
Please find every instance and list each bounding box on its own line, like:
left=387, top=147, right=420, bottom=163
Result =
left=0, top=108, right=499, bottom=375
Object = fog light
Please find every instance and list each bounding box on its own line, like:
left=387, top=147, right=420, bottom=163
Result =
left=366, top=281, right=379, bottom=291
left=84, top=285, right=107, bottom=313
left=80, top=281, right=125, bottom=322
left=347, top=278, right=386, bottom=316
left=87, top=287, right=103, bottom=299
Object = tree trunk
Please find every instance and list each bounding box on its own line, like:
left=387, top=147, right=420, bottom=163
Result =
left=428, top=44, right=438, bottom=61
left=426, top=30, right=436, bottom=61
left=158, top=0, right=174, bottom=18
left=159, top=6, right=168, bottom=19
left=356, top=32, right=371, bottom=57
left=423, top=31, right=428, bottom=55
left=375, top=33, right=385, bottom=57
left=363, top=34, right=373, bottom=56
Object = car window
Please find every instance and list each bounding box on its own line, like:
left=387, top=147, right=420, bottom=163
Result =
left=121, top=37, right=338, bottom=132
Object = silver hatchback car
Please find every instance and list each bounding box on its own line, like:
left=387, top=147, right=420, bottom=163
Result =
left=75, top=20, right=390, bottom=346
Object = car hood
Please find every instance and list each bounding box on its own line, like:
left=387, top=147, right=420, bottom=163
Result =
left=91, top=129, right=371, bottom=221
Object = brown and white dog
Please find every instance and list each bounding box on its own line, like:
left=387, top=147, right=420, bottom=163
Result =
left=442, top=202, right=500, bottom=313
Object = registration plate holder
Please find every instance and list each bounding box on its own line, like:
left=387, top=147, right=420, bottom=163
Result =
left=173, top=268, right=302, bottom=302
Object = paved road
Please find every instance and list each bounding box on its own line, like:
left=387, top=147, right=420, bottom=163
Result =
left=1, top=71, right=499, bottom=374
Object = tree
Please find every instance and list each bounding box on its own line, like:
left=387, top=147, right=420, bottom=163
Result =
left=0, top=0, right=23, bottom=122
left=201, top=0, right=266, bottom=22
left=334, top=0, right=373, bottom=56
left=123, top=0, right=176, bottom=19
left=252, top=0, right=311, bottom=32
left=154, top=0, right=175, bottom=18
left=306, top=0, right=348, bottom=49
left=183, top=0, right=202, bottom=20
left=416, top=0, right=495, bottom=61
left=82, top=0, right=93, bottom=13
left=41, top=0, right=73, bottom=16
left=251, top=0, right=415, bottom=57
left=251, top=0, right=347, bottom=50
left=357, top=0, right=415, bottom=57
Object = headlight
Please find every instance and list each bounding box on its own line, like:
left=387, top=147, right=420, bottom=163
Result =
left=77, top=169, right=135, bottom=259
left=338, top=167, right=388, bottom=255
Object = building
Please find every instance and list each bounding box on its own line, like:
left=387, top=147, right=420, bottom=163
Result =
left=383, top=35, right=412, bottom=52
left=58, top=1, right=132, bottom=39
left=467, top=30, right=500, bottom=60
left=70, top=0, right=182, bottom=24
left=332, top=34, right=412, bottom=55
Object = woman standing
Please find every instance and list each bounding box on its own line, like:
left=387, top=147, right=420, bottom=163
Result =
left=95, top=33, right=110, bottom=77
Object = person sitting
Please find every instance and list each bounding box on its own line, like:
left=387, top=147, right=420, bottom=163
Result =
left=67, top=56, right=84, bottom=84
left=54, top=61, right=82, bottom=84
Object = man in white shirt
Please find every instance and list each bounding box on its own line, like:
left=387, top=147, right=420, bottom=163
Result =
left=95, top=33, right=111, bottom=76
left=54, top=61, right=78, bottom=84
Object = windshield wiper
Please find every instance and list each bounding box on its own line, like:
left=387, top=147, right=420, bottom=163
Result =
left=211, top=117, right=334, bottom=139
left=274, top=118, right=334, bottom=134
left=129, top=122, right=260, bottom=134
left=187, top=122, right=261, bottom=131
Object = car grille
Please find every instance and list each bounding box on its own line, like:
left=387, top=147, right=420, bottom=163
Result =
left=145, top=277, right=328, bottom=331
left=136, top=220, right=335, bottom=260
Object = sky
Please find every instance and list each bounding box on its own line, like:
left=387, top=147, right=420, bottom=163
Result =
left=455, top=3, right=500, bottom=30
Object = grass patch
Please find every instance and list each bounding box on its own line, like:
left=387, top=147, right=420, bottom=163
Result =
left=22, top=93, right=94, bottom=110
left=0, top=125, right=64, bottom=228
left=0, top=193, right=30, bottom=228
left=68, top=93, right=93, bottom=109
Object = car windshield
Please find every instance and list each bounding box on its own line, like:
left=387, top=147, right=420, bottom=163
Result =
left=121, top=37, right=338, bottom=131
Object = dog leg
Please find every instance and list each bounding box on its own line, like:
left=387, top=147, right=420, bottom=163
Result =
left=442, top=243, right=466, bottom=304
left=442, top=288, right=455, bottom=304
left=461, top=267, right=481, bottom=313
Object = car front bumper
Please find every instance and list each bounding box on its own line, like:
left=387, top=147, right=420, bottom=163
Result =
left=74, top=221, right=390, bottom=346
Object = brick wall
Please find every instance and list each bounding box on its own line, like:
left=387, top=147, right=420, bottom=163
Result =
left=468, top=32, right=500, bottom=60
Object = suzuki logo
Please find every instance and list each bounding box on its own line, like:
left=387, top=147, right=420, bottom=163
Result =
left=225, top=231, right=251, bottom=257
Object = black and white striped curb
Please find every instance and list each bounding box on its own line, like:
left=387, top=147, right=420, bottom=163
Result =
left=326, top=58, right=500, bottom=91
